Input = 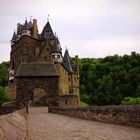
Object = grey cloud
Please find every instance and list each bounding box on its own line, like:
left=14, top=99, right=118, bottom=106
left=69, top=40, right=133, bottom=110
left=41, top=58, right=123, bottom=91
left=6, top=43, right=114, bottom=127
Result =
left=0, top=0, right=140, bottom=62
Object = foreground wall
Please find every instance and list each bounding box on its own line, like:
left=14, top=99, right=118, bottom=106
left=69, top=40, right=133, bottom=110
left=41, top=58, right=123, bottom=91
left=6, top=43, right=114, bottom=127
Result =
left=50, top=105, right=140, bottom=128
left=0, top=109, right=26, bottom=140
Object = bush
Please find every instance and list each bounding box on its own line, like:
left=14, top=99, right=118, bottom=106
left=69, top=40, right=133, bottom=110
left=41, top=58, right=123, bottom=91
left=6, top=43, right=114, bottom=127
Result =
left=0, top=86, right=12, bottom=106
left=121, top=97, right=140, bottom=105
left=80, top=101, right=89, bottom=107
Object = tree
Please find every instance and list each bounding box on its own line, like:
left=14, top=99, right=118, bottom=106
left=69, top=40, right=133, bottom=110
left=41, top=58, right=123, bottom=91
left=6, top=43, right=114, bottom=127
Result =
left=79, top=52, right=140, bottom=105
left=0, top=61, right=9, bottom=87
left=0, top=86, right=11, bottom=106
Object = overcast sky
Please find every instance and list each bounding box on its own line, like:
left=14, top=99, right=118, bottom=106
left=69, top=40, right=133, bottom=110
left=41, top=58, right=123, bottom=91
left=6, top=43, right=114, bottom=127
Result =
left=0, top=0, right=140, bottom=62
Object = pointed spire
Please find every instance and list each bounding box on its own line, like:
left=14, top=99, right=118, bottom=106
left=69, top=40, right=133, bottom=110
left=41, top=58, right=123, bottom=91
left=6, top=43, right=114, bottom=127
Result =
left=11, top=30, right=16, bottom=41
left=41, top=21, right=55, bottom=39
left=24, top=18, right=29, bottom=30
left=62, top=49, right=73, bottom=73
left=28, top=16, right=33, bottom=27
left=51, top=37, right=62, bottom=53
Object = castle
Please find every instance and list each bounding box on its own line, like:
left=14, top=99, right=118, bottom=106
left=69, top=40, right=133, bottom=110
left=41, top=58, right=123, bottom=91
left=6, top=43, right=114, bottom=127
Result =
left=9, top=18, right=80, bottom=108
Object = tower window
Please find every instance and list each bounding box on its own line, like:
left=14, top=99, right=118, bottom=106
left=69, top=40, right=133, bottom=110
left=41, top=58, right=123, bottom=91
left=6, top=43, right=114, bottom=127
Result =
left=65, top=99, right=67, bottom=105
left=52, top=55, right=55, bottom=59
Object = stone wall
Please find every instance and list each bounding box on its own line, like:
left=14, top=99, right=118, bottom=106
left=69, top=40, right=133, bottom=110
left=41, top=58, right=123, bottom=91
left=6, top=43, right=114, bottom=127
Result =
left=56, top=63, right=69, bottom=95
left=16, top=77, right=59, bottom=108
left=59, top=95, right=79, bottom=108
left=0, top=109, right=26, bottom=140
left=50, top=105, right=140, bottom=128
left=0, top=101, right=18, bottom=115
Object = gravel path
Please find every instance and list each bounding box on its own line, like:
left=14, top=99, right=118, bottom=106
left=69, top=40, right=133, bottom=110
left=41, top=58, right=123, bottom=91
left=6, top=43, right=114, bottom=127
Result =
left=27, top=107, right=140, bottom=140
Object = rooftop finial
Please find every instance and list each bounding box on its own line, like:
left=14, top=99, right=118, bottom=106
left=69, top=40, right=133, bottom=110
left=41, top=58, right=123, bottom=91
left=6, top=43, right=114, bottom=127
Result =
left=47, top=14, right=50, bottom=22
left=65, top=46, right=68, bottom=50
left=30, top=16, right=32, bottom=21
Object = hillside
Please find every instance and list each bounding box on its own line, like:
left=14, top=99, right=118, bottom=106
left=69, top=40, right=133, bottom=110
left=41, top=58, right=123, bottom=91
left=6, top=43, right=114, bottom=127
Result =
left=80, top=52, right=140, bottom=105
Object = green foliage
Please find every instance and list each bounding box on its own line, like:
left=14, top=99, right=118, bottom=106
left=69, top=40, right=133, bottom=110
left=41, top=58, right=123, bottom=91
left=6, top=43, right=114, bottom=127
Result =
left=0, top=86, right=12, bottom=106
left=0, top=61, right=11, bottom=106
left=0, top=61, right=9, bottom=87
left=121, top=97, right=140, bottom=105
left=80, top=101, right=89, bottom=107
left=80, top=52, right=140, bottom=105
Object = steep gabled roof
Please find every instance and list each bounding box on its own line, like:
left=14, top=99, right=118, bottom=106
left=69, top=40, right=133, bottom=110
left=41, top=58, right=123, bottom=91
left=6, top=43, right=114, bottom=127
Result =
left=11, top=31, right=16, bottom=41
left=51, top=37, right=62, bottom=53
left=24, top=19, right=30, bottom=30
left=62, top=49, right=73, bottom=73
left=16, top=62, right=59, bottom=77
left=41, top=21, right=55, bottom=39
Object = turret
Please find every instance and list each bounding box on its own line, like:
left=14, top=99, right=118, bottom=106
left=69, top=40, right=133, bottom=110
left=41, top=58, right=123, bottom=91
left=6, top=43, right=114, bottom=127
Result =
left=11, top=31, right=16, bottom=46
left=51, top=37, right=62, bottom=63
left=21, top=19, right=31, bottom=36
left=41, top=21, right=55, bottom=40
left=62, top=49, right=73, bottom=73
left=32, top=19, right=39, bottom=39
left=16, top=23, right=23, bottom=40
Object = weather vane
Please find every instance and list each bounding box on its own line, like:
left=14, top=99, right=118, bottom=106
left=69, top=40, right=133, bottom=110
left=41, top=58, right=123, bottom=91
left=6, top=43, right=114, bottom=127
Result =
left=30, top=16, right=32, bottom=21
left=47, top=14, right=50, bottom=21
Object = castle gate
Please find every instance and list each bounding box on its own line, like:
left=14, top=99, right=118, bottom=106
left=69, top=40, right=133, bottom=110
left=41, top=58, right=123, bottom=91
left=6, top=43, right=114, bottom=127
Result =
left=32, top=88, right=48, bottom=105
left=15, top=63, right=59, bottom=109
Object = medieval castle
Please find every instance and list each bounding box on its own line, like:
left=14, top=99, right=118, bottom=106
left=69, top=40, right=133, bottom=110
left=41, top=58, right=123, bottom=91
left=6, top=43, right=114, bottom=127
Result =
left=9, top=18, right=80, bottom=108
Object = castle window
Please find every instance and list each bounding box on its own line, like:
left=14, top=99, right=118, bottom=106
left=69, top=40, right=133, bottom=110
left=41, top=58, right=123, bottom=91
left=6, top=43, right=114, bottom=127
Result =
left=44, top=57, right=47, bottom=60
left=75, top=77, right=76, bottom=82
left=69, top=77, right=71, bottom=81
left=65, top=99, right=67, bottom=105
left=58, top=55, right=60, bottom=58
left=52, top=55, right=55, bottom=59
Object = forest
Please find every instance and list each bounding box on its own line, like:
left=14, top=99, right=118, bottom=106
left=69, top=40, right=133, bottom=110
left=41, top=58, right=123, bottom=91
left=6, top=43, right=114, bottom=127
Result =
left=0, top=52, right=140, bottom=106
left=80, top=52, right=140, bottom=105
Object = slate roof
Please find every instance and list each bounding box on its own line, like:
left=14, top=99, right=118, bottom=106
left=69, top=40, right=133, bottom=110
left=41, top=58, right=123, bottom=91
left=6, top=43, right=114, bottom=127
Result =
left=17, top=24, right=24, bottom=35
left=51, top=38, right=62, bottom=53
left=41, top=21, right=55, bottom=39
left=16, top=62, right=59, bottom=77
left=11, top=31, right=16, bottom=41
left=62, top=49, right=73, bottom=73
left=24, top=19, right=30, bottom=30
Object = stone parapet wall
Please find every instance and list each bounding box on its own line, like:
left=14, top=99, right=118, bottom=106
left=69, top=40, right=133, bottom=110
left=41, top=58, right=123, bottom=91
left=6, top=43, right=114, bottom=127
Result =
left=0, top=109, right=26, bottom=140
left=50, top=105, right=140, bottom=128
left=0, top=101, right=18, bottom=115
left=59, top=95, right=79, bottom=107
